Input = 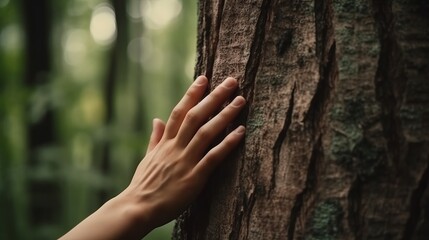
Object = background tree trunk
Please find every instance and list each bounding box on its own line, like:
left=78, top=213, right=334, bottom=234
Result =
left=173, top=0, right=429, bottom=239
left=98, top=0, right=129, bottom=205
left=22, top=0, right=62, bottom=237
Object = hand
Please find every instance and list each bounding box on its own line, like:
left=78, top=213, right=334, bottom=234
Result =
left=60, top=76, right=246, bottom=240
left=123, top=75, right=246, bottom=228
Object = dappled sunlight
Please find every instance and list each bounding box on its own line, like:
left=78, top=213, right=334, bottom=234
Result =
left=0, top=0, right=9, bottom=8
left=127, top=37, right=154, bottom=64
left=0, top=24, right=22, bottom=52
left=126, top=0, right=142, bottom=20
left=90, top=4, right=116, bottom=45
left=141, top=0, right=182, bottom=29
left=71, top=133, right=93, bottom=170
left=62, top=29, right=88, bottom=66
left=0, top=0, right=197, bottom=239
left=79, top=88, right=105, bottom=126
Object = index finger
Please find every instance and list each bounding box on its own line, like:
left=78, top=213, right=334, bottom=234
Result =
left=175, top=77, right=239, bottom=145
left=163, top=76, right=208, bottom=139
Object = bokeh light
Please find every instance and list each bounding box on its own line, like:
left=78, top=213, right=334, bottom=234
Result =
left=62, top=29, right=88, bottom=66
left=0, top=24, right=22, bottom=51
left=89, top=4, right=117, bottom=45
left=141, top=0, right=182, bottom=29
left=0, top=0, right=9, bottom=8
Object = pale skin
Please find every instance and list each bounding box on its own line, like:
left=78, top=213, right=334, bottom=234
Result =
left=60, top=76, right=246, bottom=239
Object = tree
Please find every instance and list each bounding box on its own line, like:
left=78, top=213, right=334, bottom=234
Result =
left=173, top=0, right=429, bottom=239
left=22, top=1, right=62, bottom=238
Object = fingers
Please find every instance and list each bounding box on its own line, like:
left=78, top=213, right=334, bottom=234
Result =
left=192, top=125, right=245, bottom=178
left=185, top=96, right=246, bottom=158
left=146, top=118, right=166, bottom=153
left=176, top=77, right=239, bottom=145
left=163, top=76, right=208, bottom=139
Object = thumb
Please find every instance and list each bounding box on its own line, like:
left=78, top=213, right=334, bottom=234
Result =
left=146, top=118, right=166, bottom=153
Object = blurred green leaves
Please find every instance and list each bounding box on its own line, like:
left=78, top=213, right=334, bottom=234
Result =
left=0, top=0, right=196, bottom=239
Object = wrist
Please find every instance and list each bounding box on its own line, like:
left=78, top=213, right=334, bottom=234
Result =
left=107, top=191, right=155, bottom=238
left=112, top=189, right=157, bottom=236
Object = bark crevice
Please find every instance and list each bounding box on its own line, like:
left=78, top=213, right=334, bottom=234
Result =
left=242, top=0, right=273, bottom=104
left=271, top=82, right=296, bottom=193
left=372, top=0, right=407, bottom=169
left=288, top=137, right=320, bottom=240
left=196, top=0, right=225, bottom=79
left=402, top=160, right=429, bottom=240
left=305, top=42, right=336, bottom=127
left=347, top=177, right=363, bottom=240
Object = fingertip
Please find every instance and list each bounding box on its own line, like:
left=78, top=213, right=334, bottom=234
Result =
left=195, top=75, right=208, bottom=85
left=223, top=77, right=238, bottom=88
left=152, top=118, right=160, bottom=130
left=153, top=118, right=165, bottom=125
left=225, top=76, right=237, bottom=81
left=231, top=96, right=246, bottom=107
left=151, top=118, right=165, bottom=136
left=235, top=125, right=246, bottom=135
left=192, top=127, right=243, bottom=177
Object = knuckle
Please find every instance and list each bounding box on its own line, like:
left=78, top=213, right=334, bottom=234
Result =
left=224, top=136, right=236, bottom=146
left=185, top=86, right=199, bottom=99
left=222, top=134, right=236, bottom=146
left=170, top=107, right=184, bottom=121
left=208, top=90, right=223, bottom=102
left=216, top=109, right=229, bottom=121
left=204, top=150, right=217, bottom=161
left=196, top=126, right=212, bottom=140
left=184, top=110, right=200, bottom=124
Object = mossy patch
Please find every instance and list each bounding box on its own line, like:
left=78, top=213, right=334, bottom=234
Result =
left=330, top=97, right=365, bottom=124
left=333, top=0, right=370, bottom=15
left=331, top=133, right=383, bottom=180
left=246, top=107, right=265, bottom=133
left=305, top=199, right=343, bottom=240
left=329, top=97, right=384, bottom=180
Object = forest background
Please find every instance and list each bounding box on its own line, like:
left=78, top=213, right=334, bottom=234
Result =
left=0, top=0, right=196, bottom=239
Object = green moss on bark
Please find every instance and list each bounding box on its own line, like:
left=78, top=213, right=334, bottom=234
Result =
left=305, top=199, right=343, bottom=240
left=333, top=0, right=369, bottom=14
left=329, top=97, right=383, bottom=180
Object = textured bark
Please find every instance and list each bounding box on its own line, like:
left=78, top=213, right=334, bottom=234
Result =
left=173, top=0, right=429, bottom=239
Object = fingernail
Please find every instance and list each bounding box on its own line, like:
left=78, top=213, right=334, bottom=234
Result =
left=195, top=76, right=207, bottom=85
left=224, top=77, right=237, bottom=88
left=236, top=126, right=245, bottom=134
left=231, top=96, right=245, bottom=107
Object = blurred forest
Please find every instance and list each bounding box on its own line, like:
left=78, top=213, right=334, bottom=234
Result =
left=0, top=0, right=196, bottom=239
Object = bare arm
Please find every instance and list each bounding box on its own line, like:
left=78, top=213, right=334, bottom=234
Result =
left=60, top=76, right=246, bottom=240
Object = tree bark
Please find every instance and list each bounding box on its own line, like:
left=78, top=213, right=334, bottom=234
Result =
left=173, top=0, right=429, bottom=239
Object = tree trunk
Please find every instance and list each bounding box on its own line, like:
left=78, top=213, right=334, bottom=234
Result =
left=98, top=0, right=129, bottom=205
left=22, top=0, right=62, bottom=235
left=173, top=0, right=429, bottom=239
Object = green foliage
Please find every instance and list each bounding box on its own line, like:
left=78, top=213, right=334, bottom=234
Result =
left=0, top=0, right=196, bottom=239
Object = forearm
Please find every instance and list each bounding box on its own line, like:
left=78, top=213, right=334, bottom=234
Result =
left=59, top=193, right=152, bottom=240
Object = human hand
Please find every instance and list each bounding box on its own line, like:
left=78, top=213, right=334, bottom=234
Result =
left=121, top=75, right=246, bottom=230
left=60, top=76, right=245, bottom=240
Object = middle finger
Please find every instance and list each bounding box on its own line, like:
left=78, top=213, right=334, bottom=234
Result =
left=175, top=77, right=239, bottom=146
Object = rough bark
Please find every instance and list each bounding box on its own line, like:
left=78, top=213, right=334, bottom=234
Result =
left=173, top=0, right=429, bottom=239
